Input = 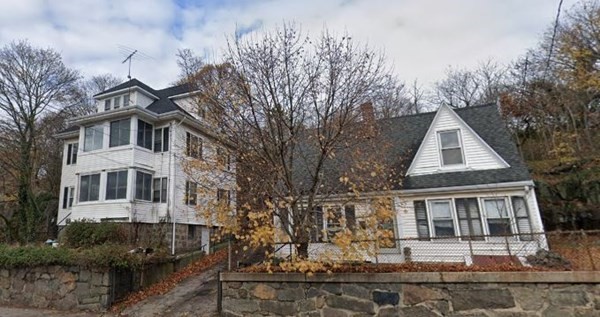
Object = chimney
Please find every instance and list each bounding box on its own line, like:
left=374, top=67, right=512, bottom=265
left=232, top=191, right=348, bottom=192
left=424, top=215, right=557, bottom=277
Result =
left=360, top=102, right=375, bottom=123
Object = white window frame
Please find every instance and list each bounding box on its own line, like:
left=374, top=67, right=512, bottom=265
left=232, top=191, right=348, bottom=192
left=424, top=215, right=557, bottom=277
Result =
left=79, top=173, right=101, bottom=202
left=83, top=125, right=104, bottom=152
left=66, top=143, right=78, bottom=165
left=104, top=99, right=111, bottom=111
left=113, top=96, right=121, bottom=109
left=427, top=199, right=458, bottom=239
left=480, top=197, right=517, bottom=238
left=106, top=170, right=128, bottom=200
left=123, top=93, right=130, bottom=106
left=437, top=129, right=465, bottom=167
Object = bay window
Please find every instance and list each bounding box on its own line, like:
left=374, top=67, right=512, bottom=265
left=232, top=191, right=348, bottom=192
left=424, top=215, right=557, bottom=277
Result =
left=135, top=171, right=152, bottom=201
left=483, top=198, right=512, bottom=235
left=429, top=200, right=456, bottom=237
left=137, top=119, right=153, bottom=150
left=79, top=174, right=100, bottom=202
left=106, top=170, right=128, bottom=200
left=109, top=119, right=131, bottom=147
left=84, top=125, right=104, bottom=152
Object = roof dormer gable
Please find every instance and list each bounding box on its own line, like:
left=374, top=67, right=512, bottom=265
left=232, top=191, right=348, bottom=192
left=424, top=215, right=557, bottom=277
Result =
left=406, top=104, right=509, bottom=176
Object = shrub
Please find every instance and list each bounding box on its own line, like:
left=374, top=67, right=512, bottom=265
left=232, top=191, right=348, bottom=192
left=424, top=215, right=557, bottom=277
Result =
left=0, top=244, right=75, bottom=268
left=62, top=220, right=127, bottom=248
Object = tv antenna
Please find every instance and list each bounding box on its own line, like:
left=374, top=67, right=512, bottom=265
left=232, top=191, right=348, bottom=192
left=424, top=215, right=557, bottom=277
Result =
left=117, top=45, right=155, bottom=80
left=122, top=50, right=137, bottom=80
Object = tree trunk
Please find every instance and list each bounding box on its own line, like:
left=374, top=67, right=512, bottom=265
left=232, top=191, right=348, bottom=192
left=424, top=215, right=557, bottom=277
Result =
left=297, top=241, right=309, bottom=259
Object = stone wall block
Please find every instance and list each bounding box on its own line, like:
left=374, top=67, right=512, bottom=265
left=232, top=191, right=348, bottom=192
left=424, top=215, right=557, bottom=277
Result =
left=322, top=306, right=351, bottom=317
left=341, top=284, right=370, bottom=299
left=511, top=287, right=546, bottom=311
left=259, top=300, right=297, bottom=316
left=548, top=287, right=589, bottom=307
left=277, top=287, right=305, bottom=301
left=222, top=298, right=260, bottom=314
left=399, top=306, right=439, bottom=317
left=403, top=284, right=447, bottom=305
left=251, top=283, right=276, bottom=300
left=372, top=290, right=399, bottom=306
left=326, top=295, right=375, bottom=314
left=449, top=289, right=515, bottom=311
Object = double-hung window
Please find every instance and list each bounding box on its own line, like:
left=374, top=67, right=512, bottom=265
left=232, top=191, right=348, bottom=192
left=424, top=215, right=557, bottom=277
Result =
left=153, top=127, right=169, bottom=152
left=185, top=181, right=197, bottom=205
left=186, top=133, right=202, bottom=159
left=135, top=171, right=152, bottom=201
left=429, top=200, right=456, bottom=237
left=62, top=186, right=75, bottom=209
left=438, top=130, right=464, bottom=166
left=483, top=198, right=512, bottom=236
left=104, top=99, right=111, bottom=111
left=123, top=94, right=130, bottom=106
left=109, top=119, right=131, bottom=147
left=66, top=143, right=78, bottom=165
left=113, top=96, right=121, bottom=109
left=79, top=174, right=100, bottom=202
left=310, top=206, right=324, bottom=242
left=84, top=125, right=104, bottom=152
left=137, top=120, right=153, bottom=150
left=153, top=177, right=168, bottom=203
left=106, top=170, right=128, bottom=200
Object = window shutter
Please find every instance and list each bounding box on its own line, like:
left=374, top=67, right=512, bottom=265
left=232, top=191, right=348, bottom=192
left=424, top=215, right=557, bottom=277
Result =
left=512, top=196, right=533, bottom=241
left=414, top=200, right=430, bottom=240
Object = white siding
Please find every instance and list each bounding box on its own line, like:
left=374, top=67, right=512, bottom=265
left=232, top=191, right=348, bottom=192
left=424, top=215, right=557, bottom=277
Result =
left=57, top=137, right=79, bottom=225
left=135, top=91, right=154, bottom=108
left=172, top=96, right=204, bottom=121
left=408, top=106, right=508, bottom=176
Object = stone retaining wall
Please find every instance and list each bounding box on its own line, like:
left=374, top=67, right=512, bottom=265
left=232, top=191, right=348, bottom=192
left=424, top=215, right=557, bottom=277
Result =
left=220, top=272, right=600, bottom=316
left=0, top=266, right=111, bottom=311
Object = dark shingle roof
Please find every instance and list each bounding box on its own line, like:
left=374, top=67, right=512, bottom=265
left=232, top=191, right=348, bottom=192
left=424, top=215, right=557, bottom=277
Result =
left=300, top=104, right=531, bottom=192
left=94, top=79, right=195, bottom=115
left=56, top=125, right=80, bottom=135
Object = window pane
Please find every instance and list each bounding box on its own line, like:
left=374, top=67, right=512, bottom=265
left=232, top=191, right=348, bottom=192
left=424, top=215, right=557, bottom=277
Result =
left=161, top=178, right=167, bottom=202
left=442, top=148, right=463, bottom=165
left=163, top=127, right=169, bottom=151
left=144, top=174, right=152, bottom=201
left=110, top=119, right=130, bottom=147
left=84, top=125, right=103, bottom=151
left=433, top=220, right=455, bottom=237
left=106, top=172, right=117, bottom=200
left=117, top=171, right=127, bottom=199
left=72, top=143, right=78, bottom=164
left=104, top=99, right=111, bottom=110
left=79, top=176, right=89, bottom=201
left=90, top=174, right=100, bottom=201
left=512, top=196, right=528, bottom=217
left=431, top=201, right=451, bottom=218
left=440, top=131, right=460, bottom=148
left=153, top=178, right=161, bottom=202
left=114, top=97, right=120, bottom=108
left=485, top=199, right=508, bottom=218
left=137, top=120, right=153, bottom=150
left=154, top=129, right=162, bottom=153
left=136, top=172, right=143, bottom=199
left=123, top=94, right=130, bottom=106
left=488, top=219, right=512, bottom=235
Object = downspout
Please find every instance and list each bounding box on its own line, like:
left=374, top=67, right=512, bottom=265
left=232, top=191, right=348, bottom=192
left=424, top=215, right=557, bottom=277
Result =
left=171, top=116, right=186, bottom=255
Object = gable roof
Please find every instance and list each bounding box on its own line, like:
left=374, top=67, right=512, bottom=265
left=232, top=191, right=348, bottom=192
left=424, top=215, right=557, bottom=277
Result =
left=393, top=103, right=530, bottom=189
left=300, top=103, right=531, bottom=193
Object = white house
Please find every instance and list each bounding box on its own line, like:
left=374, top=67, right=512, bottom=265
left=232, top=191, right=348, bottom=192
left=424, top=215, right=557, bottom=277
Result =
left=55, top=79, right=235, bottom=253
left=278, top=103, right=546, bottom=264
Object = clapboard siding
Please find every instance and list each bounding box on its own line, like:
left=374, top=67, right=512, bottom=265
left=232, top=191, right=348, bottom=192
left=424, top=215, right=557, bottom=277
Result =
left=409, top=106, right=507, bottom=176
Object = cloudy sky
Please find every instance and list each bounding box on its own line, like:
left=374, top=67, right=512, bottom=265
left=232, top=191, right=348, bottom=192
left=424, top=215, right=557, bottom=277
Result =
left=0, top=0, right=579, bottom=89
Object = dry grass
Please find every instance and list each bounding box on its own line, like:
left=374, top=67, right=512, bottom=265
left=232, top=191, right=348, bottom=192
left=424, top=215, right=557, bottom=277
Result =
left=548, top=232, right=600, bottom=271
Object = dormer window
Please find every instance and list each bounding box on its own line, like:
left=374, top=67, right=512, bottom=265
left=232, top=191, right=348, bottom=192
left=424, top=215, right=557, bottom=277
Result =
left=113, top=96, right=121, bottom=109
left=104, top=99, right=111, bottom=111
left=438, top=130, right=464, bottom=166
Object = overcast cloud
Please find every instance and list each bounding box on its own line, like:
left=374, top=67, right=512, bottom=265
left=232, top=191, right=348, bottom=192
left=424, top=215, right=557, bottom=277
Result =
left=0, top=0, right=579, bottom=89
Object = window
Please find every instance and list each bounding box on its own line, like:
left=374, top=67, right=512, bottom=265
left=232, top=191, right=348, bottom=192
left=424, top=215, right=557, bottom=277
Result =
left=84, top=125, right=104, bottom=151
left=217, top=188, right=230, bottom=206
left=326, top=206, right=343, bottom=240
left=455, top=198, right=484, bottom=240
left=429, top=200, right=456, bottom=237
left=109, top=119, right=131, bottom=147
left=79, top=174, right=100, bottom=202
left=414, top=200, right=430, bottom=240
left=137, top=120, right=153, bottom=150
left=153, top=177, right=168, bottom=203
left=106, top=170, right=128, bottom=200
left=113, top=96, right=121, bottom=109
left=153, top=127, right=169, bottom=153
left=66, top=143, right=78, bottom=165
left=310, top=206, right=324, bottom=242
left=186, top=132, right=202, bottom=158
left=185, top=181, right=197, bottom=205
left=344, top=205, right=356, bottom=231
left=104, top=99, right=111, bottom=111
left=188, top=225, right=196, bottom=239
left=512, top=196, right=532, bottom=240
left=135, top=171, right=152, bottom=201
left=62, top=186, right=75, bottom=209
left=438, top=130, right=464, bottom=166
left=216, top=147, right=230, bottom=170
left=483, top=198, right=512, bottom=235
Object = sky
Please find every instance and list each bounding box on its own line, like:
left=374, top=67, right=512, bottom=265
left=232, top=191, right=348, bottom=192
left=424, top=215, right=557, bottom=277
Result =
left=0, top=0, right=580, bottom=90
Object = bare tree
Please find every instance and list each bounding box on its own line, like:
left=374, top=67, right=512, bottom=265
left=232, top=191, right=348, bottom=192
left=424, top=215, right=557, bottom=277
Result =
left=433, top=60, right=508, bottom=108
left=175, top=48, right=205, bottom=84
left=0, top=41, right=79, bottom=243
left=185, top=25, right=400, bottom=259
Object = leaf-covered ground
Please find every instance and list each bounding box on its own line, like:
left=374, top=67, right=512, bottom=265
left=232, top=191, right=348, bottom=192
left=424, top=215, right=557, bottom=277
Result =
left=110, top=249, right=227, bottom=313
left=240, top=261, right=554, bottom=274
